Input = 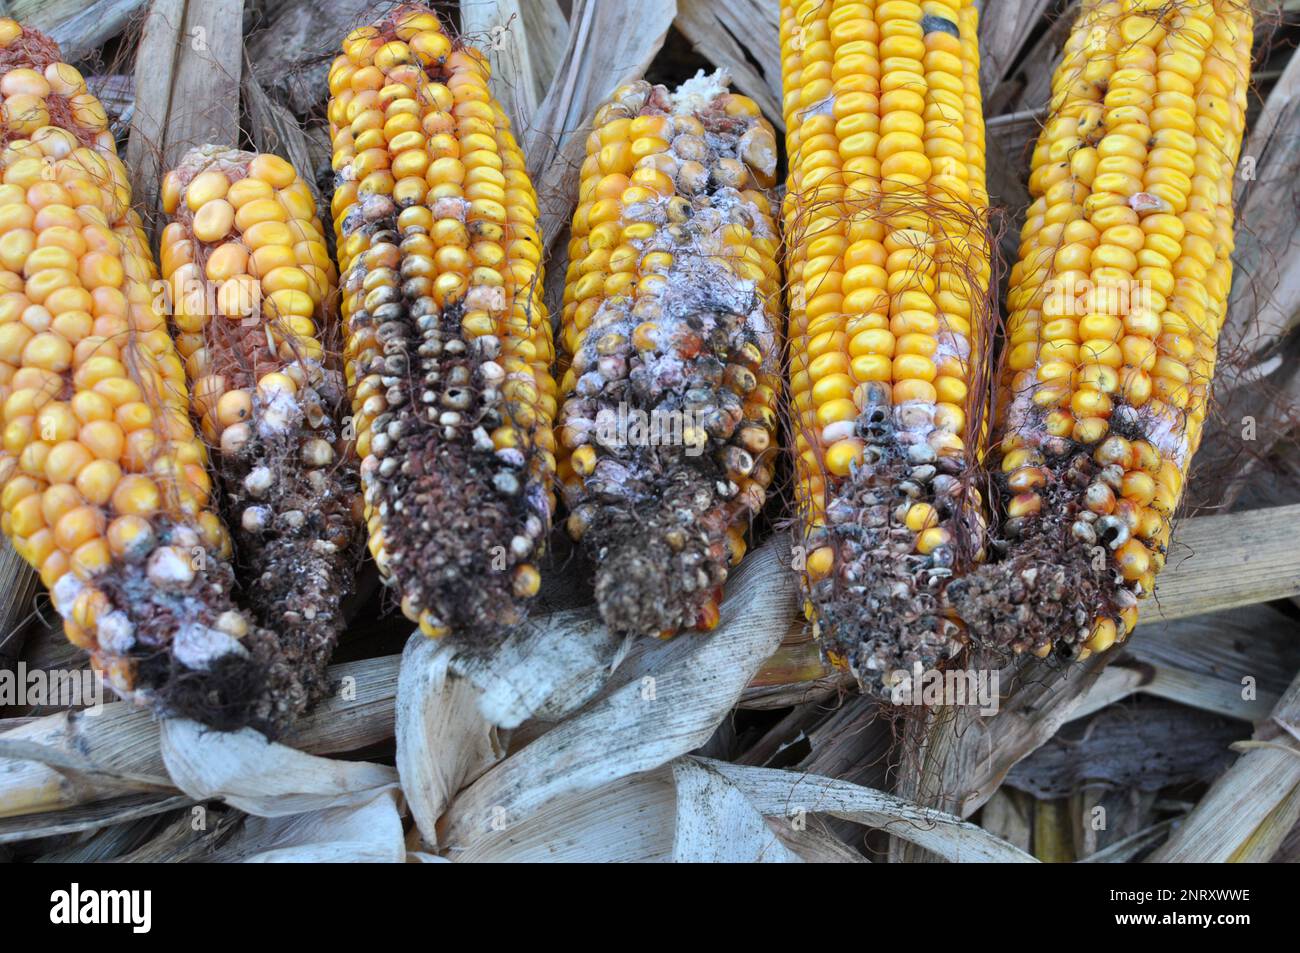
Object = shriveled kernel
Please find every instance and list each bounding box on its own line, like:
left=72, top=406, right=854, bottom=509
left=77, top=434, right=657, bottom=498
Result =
left=958, top=0, right=1256, bottom=664
left=329, top=11, right=559, bottom=636
left=558, top=75, right=780, bottom=639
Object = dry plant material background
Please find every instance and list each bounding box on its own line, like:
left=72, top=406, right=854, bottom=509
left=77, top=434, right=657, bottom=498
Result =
left=0, top=0, right=1299, bottom=864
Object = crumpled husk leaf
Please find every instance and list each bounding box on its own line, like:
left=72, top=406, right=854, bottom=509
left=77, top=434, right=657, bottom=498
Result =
left=695, top=758, right=1035, bottom=862
left=456, top=769, right=677, bottom=862
left=395, top=636, right=503, bottom=850
left=0, top=705, right=173, bottom=819
left=452, top=605, right=627, bottom=729
left=436, top=539, right=796, bottom=853
left=0, top=654, right=400, bottom=820
left=443, top=753, right=1033, bottom=862
left=160, top=720, right=398, bottom=818
left=670, top=758, right=800, bottom=862
left=215, top=790, right=405, bottom=862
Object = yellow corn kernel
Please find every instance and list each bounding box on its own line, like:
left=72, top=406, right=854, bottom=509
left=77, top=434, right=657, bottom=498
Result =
left=327, top=8, right=555, bottom=634
left=980, top=0, right=1254, bottom=657
left=558, top=75, right=781, bottom=638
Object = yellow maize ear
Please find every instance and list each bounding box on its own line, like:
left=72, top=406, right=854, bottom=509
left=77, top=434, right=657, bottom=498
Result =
left=160, top=145, right=364, bottom=718
left=948, top=0, right=1254, bottom=657
left=558, top=75, right=782, bottom=638
left=327, top=6, right=556, bottom=637
left=781, top=0, right=993, bottom=689
left=0, top=22, right=295, bottom=732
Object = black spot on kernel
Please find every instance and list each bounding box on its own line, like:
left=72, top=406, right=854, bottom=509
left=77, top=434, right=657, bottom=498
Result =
left=921, top=14, right=961, bottom=38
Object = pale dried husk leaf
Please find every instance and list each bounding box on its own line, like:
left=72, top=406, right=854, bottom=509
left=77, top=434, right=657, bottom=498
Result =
left=0, top=654, right=400, bottom=820
left=670, top=758, right=801, bottom=862
left=438, top=540, right=796, bottom=852
left=160, top=719, right=398, bottom=817
left=395, top=636, right=503, bottom=850
left=695, top=759, right=1036, bottom=862
left=219, top=790, right=405, bottom=862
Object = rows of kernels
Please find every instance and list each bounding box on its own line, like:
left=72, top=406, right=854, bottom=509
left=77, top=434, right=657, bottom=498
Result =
left=327, top=7, right=555, bottom=631
left=1002, top=0, right=1118, bottom=416
left=1177, top=4, right=1251, bottom=461
left=489, top=97, right=557, bottom=514
left=556, top=78, right=782, bottom=634
left=0, top=20, right=244, bottom=690
left=957, top=3, right=988, bottom=204
left=0, top=21, right=114, bottom=155
left=159, top=149, right=336, bottom=445
left=0, top=165, right=220, bottom=582
left=780, top=0, right=838, bottom=531
left=994, top=0, right=1253, bottom=652
left=782, top=0, right=988, bottom=588
left=924, top=1, right=985, bottom=460
left=156, top=145, right=366, bottom=716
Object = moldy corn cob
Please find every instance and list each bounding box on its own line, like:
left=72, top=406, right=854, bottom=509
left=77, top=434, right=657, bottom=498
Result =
left=948, top=0, right=1253, bottom=657
left=557, top=74, right=782, bottom=638
left=0, top=21, right=292, bottom=731
left=781, top=0, right=992, bottom=689
left=327, top=6, right=556, bottom=637
left=159, top=145, right=363, bottom=718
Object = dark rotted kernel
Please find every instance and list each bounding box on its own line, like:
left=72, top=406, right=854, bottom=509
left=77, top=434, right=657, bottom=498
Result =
left=921, top=13, right=960, bottom=36
left=556, top=84, right=786, bottom=640
left=377, top=321, right=406, bottom=344
left=441, top=387, right=470, bottom=409
left=374, top=302, right=406, bottom=324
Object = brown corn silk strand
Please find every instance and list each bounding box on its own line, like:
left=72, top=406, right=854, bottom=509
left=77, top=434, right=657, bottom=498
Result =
left=327, top=6, right=557, bottom=638
left=781, top=0, right=994, bottom=693
left=159, top=145, right=364, bottom=723
left=948, top=0, right=1254, bottom=658
left=0, top=21, right=296, bottom=733
left=555, top=75, right=783, bottom=638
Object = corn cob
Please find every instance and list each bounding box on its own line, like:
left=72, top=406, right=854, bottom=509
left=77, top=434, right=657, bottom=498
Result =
left=556, top=74, right=782, bottom=637
left=948, top=0, right=1253, bottom=657
left=327, top=6, right=556, bottom=637
left=159, top=145, right=363, bottom=717
left=781, top=0, right=992, bottom=688
left=0, top=22, right=295, bottom=731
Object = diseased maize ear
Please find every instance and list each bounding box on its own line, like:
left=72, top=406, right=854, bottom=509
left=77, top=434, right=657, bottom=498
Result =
left=0, top=22, right=292, bottom=732
left=327, top=6, right=556, bottom=637
left=160, top=145, right=364, bottom=719
left=557, top=74, right=782, bottom=638
left=947, top=0, right=1254, bottom=657
left=781, top=0, right=992, bottom=689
